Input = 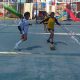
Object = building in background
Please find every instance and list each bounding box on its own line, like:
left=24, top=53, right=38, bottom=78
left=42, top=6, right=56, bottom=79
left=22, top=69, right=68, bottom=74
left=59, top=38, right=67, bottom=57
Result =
left=0, top=0, right=80, bottom=19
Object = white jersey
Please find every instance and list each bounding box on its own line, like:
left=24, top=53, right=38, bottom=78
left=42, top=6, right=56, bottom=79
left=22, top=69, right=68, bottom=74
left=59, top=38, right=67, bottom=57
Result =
left=18, top=18, right=30, bottom=34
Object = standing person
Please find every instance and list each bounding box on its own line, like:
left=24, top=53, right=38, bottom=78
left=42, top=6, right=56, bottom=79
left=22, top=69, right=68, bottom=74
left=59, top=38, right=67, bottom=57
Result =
left=14, top=12, right=31, bottom=50
left=40, top=12, right=61, bottom=50
left=47, top=12, right=61, bottom=49
left=43, top=12, right=48, bottom=32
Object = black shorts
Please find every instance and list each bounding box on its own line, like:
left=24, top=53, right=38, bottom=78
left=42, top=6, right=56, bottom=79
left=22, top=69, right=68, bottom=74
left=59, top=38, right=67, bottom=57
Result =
left=48, top=28, right=54, bottom=32
left=43, top=22, right=48, bottom=24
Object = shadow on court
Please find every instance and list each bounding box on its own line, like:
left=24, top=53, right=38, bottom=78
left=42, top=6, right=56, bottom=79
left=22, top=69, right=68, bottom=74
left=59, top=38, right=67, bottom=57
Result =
left=20, top=45, right=42, bottom=50
left=54, top=41, right=68, bottom=45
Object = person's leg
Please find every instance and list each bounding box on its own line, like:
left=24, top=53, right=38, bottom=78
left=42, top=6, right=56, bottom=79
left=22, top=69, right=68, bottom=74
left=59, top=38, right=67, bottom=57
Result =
left=14, top=34, right=27, bottom=49
left=45, top=24, right=48, bottom=32
left=47, top=30, right=54, bottom=43
left=14, top=39, right=23, bottom=49
left=44, top=24, right=46, bottom=31
left=47, top=29, right=51, bottom=42
left=50, top=30, right=54, bottom=44
left=44, top=23, right=48, bottom=32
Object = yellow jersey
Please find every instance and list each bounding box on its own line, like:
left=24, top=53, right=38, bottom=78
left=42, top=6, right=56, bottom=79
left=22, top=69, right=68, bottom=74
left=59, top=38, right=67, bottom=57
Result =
left=47, top=18, right=55, bottom=29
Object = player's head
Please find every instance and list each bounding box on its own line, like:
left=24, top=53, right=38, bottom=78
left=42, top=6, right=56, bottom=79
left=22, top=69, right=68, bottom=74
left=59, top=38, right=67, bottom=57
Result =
left=50, top=12, right=55, bottom=18
left=24, top=12, right=30, bottom=19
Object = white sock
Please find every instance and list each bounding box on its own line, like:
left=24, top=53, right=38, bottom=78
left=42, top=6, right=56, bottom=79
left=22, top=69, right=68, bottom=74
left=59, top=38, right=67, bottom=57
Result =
left=15, top=40, right=23, bottom=48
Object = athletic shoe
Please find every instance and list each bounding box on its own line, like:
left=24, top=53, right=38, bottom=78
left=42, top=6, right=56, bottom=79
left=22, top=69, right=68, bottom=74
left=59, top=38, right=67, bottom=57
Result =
left=47, top=39, right=50, bottom=43
left=14, top=45, right=19, bottom=50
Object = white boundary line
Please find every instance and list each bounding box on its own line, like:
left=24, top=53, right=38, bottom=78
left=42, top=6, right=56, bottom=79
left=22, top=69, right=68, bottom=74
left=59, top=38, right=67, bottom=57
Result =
left=64, top=27, right=80, bottom=46
left=29, top=32, right=80, bottom=36
left=0, top=24, right=18, bottom=26
left=1, top=31, right=80, bottom=36
left=0, top=52, right=32, bottom=54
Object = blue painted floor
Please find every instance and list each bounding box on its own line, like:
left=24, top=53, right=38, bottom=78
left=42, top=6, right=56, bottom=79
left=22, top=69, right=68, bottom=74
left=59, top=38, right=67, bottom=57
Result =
left=0, top=20, right=80, bottom=80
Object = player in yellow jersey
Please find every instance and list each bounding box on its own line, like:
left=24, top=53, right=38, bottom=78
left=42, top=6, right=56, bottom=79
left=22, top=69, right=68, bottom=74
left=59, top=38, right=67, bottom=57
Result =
left=40, top=12, right=61, bottom=49
left=47, top=12, right=61, bottom=46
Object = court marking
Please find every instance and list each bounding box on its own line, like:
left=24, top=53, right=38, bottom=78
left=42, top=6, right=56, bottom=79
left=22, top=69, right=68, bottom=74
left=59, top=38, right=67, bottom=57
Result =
left=0, top=24, right=18, bottom=26
left=0, top=52, right=32, bottom=54
left=62, top=26, right=80, bottom=46
left=0, top=31, right=80, bottom=36
left=28, top=32, right=80, bottom=36
left=0, top=52, right=80, bottom=57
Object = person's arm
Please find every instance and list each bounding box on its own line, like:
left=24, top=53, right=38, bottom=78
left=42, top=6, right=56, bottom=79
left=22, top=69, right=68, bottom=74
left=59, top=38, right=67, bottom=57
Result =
left=40, top=17, right=49, bottom=24
left=55, top=18, right=61, bottom=26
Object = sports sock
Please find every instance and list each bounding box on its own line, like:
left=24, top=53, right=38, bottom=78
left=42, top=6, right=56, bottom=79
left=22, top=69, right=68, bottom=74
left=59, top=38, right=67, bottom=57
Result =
left=14, top=40, right=23, bottom=49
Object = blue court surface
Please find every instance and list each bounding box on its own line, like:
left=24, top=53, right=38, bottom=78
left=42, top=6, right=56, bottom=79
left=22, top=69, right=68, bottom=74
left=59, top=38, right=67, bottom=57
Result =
left=0, top=20, right=80, bottom=80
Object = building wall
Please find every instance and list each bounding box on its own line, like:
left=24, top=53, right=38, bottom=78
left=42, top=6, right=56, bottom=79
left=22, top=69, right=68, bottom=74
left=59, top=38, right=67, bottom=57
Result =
left=77, top=2, right=80, bottom=11
left=24, top=3, right=33, bottom=19
left=0, top=0, right=80, bottom=18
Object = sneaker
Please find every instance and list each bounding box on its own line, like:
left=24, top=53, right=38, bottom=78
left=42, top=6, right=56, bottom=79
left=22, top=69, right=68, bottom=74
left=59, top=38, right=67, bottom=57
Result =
left=50, top=42, right=54, bottom=44
left=47, top=39, right=50, bottom=43
left=14, top=45, right=19, bottom=50
left=50, top=44, right=56, bottom=50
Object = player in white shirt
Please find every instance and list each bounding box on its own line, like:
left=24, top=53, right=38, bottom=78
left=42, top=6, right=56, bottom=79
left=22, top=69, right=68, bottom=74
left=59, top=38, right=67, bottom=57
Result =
left=14, top=12, right=31, bottom=50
